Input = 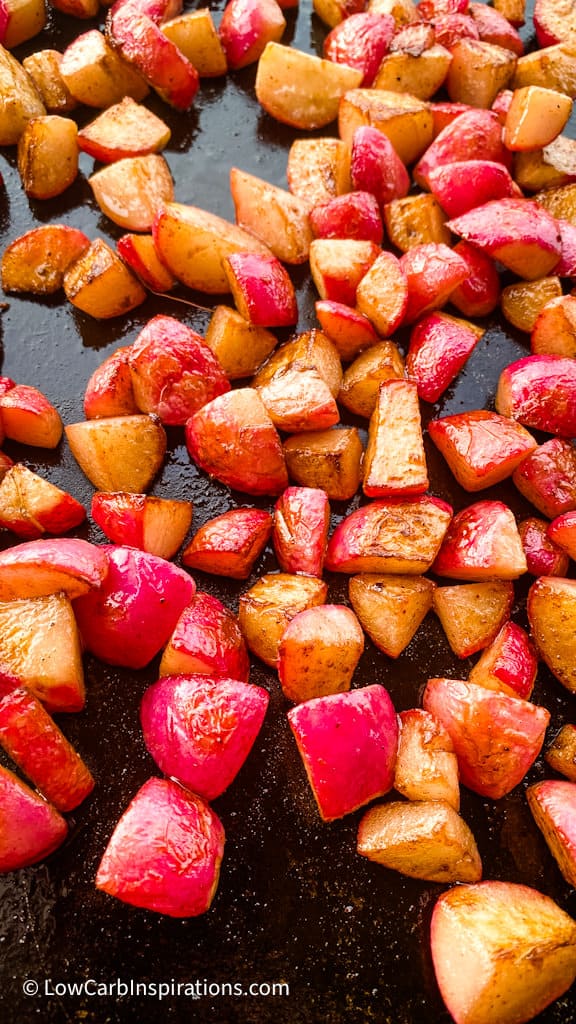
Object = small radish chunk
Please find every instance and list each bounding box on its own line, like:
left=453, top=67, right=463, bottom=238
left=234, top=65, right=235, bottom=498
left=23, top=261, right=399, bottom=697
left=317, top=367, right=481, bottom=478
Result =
left=277, top=604, right=364, bottom=702
left=0, top=763, right=67, bottom=873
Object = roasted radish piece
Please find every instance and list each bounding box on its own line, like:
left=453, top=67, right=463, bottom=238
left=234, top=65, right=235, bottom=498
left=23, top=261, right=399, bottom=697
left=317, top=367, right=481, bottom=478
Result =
left=528, top=575, right=576, bottom=692
left=348, top=574, right=434, bottom=658
left=534, top=0, right=576, bottom=48
left=77, top=95, right=171, bottom=161
left=1, top=0, right=45, bottom=48
left=501, top=275, right=563, bottom=333
left=83, top=347, right=139, bottom=419
left=1, top=225, right=89, bottom=296
left=91, top=492, right=192, bottom=560
left=357, top=800, right=481, bottom=883
left=283, top=426, right=364, bottom=501
left=0, top=384, right=63, bottom=448
left=116, top=233, right=175, bottom=293
left=159, top=592, right=249, bottom=682
left=288, top=684, right=398, bottom=821
left=73, top=545, right=194, bottom=669
left=313, top=0, right=363, bottom=26
left=0, top=763, right=67, bottom=873
left=141, top=675, right=268, bottom=798
left=348, top=125, right=410, bottom=210
left=383, top=193, right=451, bottom=252
left=519, top=515, right=570, bottom=576
left=278, top=604, right=364, bottom=702
left=428, top=410, right=538, bottom=490
left=513, top=438, right=576, bottom=518
left=63, top=238, right=147, bottom=319
left=394, top=708, right=459, bottom=810
left=323, top=12, right=395, bottom=87
left=363, top=379, right=428, bottom=497
left=325, top=496, right=452, bottom=574
left=224, top=251, right=298, bottom=327
left=427, top=160, right=521, bottom=219
left=0, top=537, right=108, bottom=601
left=505, top=85, right=572, bottom=150
left=66, top=415, right=167, bottom=492
left=255, top=42, right=363, bottom=130
left=230, top=167, right=312, bottom=265
left=470, top=0, right=524, bottom=52
left=258, top=368, right=339, bottom=432
left=0, top=464, right=85, bottom=540
left=468, top=621, right=537, bottom=699
left=445, top=38, right=517, bottom=108
left=531, top=295, right=576, bottom=357
left=253, top=329, right=342, bottom=399
left=60, top=30, right=149, bottom=108
left=309, top=192, right=383, bottom=245
left=310, top=238, right=380, bottom=306
left=527, top=780, right=576, bottom=887
left=373, top=40, right=452, bottom=101
left=449, top=239, right=501, bottom=318
left=0, top=593, right=84, bottom=712
left=338, top=89, right=434, bottom=166
left=161, top=9, right=228, bottom=77
left=128, top=315, right=229, bottom=425
left=433, top=501, right=527, bottom=581
left=95, top=777, right=225, bottom=917
left=448, top=198, right=563, bottom=280
left=406, top=312, right=484, bottom=403
left=400, top=243, right=468, bottom=324
left=219, top=0, right=286, bottom=70
left=106, top=0, right=199, bottom=110
left=433, top=581, right=514, bottom=658
left=548, top=509, right=576, bottom=561
left=315, top=302, right=380, bottom=363
left=423, top=677, right=550, bottom=799
left=186, top=388, right=288, bottom=496
left=204, top=306, right=277, bottom=380
left=89, top=154, right=174, bottom=232
left=273, top=487, right=329, bottom=577
left=238, top=572, right=327, bottom=667
left=286, top=137, right=347, bottom=207
left=496, top=355, right=576, bottom=436
left=413, top=108, right=507, bottom=190
left=545, top=724, right=576, bottom=781
left=182, top=508, right=272, bottom=580
left=152, top=202, right=273, bottom=294
left=355, top=250, right=408, bottom=336
left=431, top=881, right=576, bottom=1024
left=535, top=181, right=576, bottom=221
left=338, top=341, right=405, bottom=418
left=0, top=682, right=94, bottom=812
left=0, top=45, right=46, bottom=146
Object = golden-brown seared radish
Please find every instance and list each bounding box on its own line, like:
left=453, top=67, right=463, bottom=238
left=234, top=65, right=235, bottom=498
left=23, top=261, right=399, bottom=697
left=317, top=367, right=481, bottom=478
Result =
left=431, top=881, right=576, bottom=1024
left=230, top=167, right=312, bottom=265
left=91, top=492, right=192, bottom=560
left=545, top=724, right=576, bottom=781
left=395, top=708, right=460, bottom=810
left=17, top=114, right=78, bottom=199
left=116, top=233, right=175, bottom=293
left=1, top=0, right=45, bottom=48
left=0, top=592, right=85, bottom=712
left=309, top=238, right=380, bottom=306
left=363, top=379, right=428, bottom=498
left=277, top=604, right=364, bottom=703
left=468, top=621, right=537, bottom=700
left=315, top=302, right=380, bottom=363
left=59, top=29, right=149, bottom=108
left=283, top=426, right=364, bottom=501
left=89, top=155, right=174, bottom=232
left=357, top=800, right=481, bottom=883
left=83, top=346, right=139, bottom=419
left=338, top=342, right=405, bottom=419
left=182, top=508, right=272, bottom=580
left=504, top=85, right=572, bottom=150
left=338, top=89, right=434, bottom=165
left=255, top=42, right=362, bottom=130
left=348, top=574, right=434, bottom=659
left=433, top=581, right=514, bottom=659
left=78, top=96, right=170, bottom=162
left=254, top=329, right=342, bottom=398
left=355, top=250, right=408, bottom=336
left=325, top=496, right=452, bottom=574
left=527, top=780, right=576, bottom=887
left=530, top=294, right=576, bottom=357
left=0, top=536, right=108, bottom=602
left=446, top=38, right=517, bottom=108
left=238, top=572, right=327, bottom=667
left=65, top=415, right=167, bottom=492
left=256, top=368, right=339, bottom=433
left=63, top=238, right=146, bottom=318
left=432, top=500, right=527, bottom=580
left=286, top=137, right=348, bottom=207
left=0, top=384, right=63, bottom=448
left=204, top=306, right=277, bottom=381
left=161, top=9, right=228, bottom=77
left=0, top=45, right=46, bottom=146
left=527, top=575, right=576, bottom=693
left=513, top=41, right=576, bottom=95
left=1, top=225, right=90, bottom=296
left=223, top=252, right=298, bottom=329
left=373, top=40, right=452, bottom=101
left=383, top=193, right=450, bottom=252
left=0, top=463, right=85, bottom=540
left=313, top=0, right=363, bottom=29
left=22, top=50, right=78, bottom=113
left=152, top=202, right=273, bottom=293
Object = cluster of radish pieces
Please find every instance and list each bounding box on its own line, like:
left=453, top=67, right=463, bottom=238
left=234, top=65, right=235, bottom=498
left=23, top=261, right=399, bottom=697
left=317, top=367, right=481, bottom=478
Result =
left=4, top=0, right=576, bottom=1016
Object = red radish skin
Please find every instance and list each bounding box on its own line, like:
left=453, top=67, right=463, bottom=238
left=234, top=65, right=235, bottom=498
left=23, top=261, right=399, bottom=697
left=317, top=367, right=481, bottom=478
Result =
left=349, top=126, right=410, bottom=210
left=406, top=312, right=484, bottom=403
left=447, top=199, right=563, bottom=280
left=273, top=486, right=330, bottom=576
left=182, top=508, right=273, bottom=579
left=449, top=240, right=501, bottom=318
left=219, top=0, right=286, bottom=71
left=0, top=763, right=68, bottom=873
left=96, top=777, right=225, bottom=917
left=0, top=537, right=109, bottom=601
left=432, top=499, right=527, bottom=580
left=519, top=516, right=570, bottom=577
left=140, top=675, right=269, bottom=799
left=427, top=160, right=521, bottom=219
left=323, top=12, right=395, bottom=86
left=288, top=684, right=399, bottom=821
left=83, top=346, right=138, bottom=419
left=159, top=590, right=250, bottom=681
left=309, top=192, right=384, bottom=244
left=73, top=545, right=194, bottom=669
left=413, top=108, right=508, bottom=189
left=496, top=355, right=576, bottom=437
